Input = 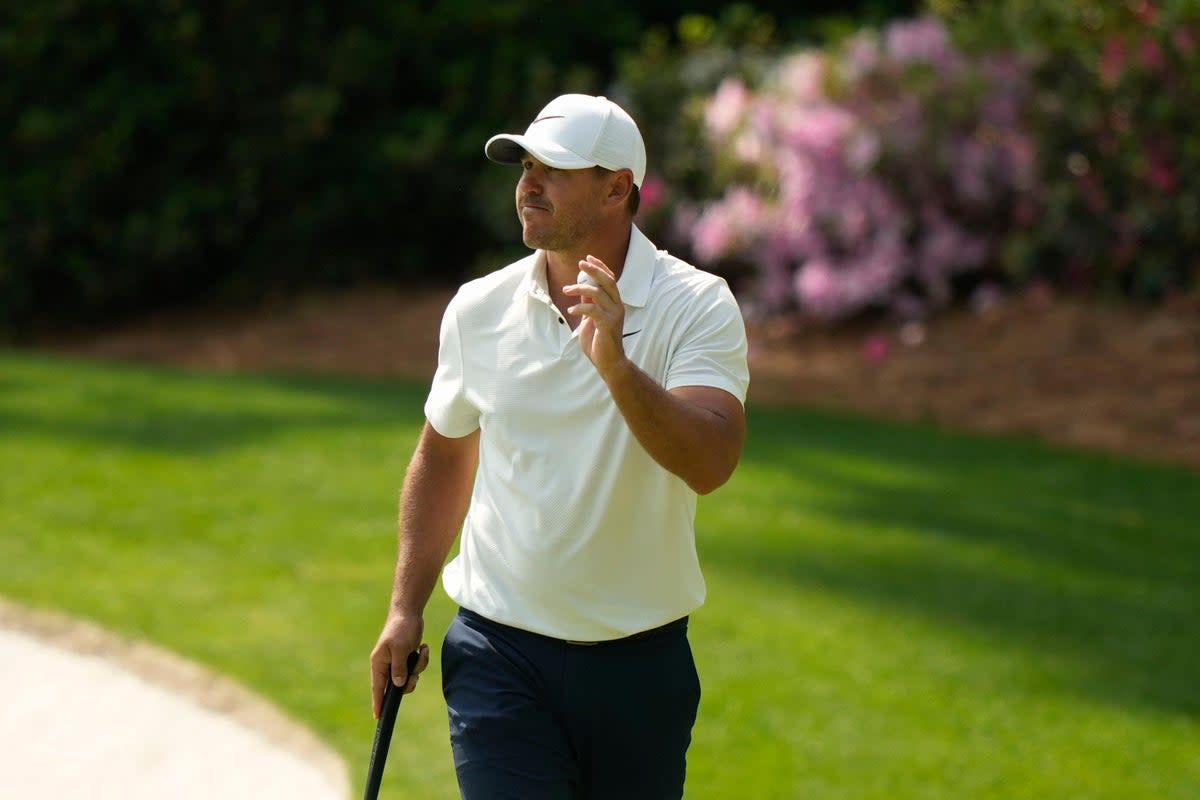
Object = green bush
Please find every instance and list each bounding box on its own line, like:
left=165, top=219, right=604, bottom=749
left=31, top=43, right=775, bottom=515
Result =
left=0, top=2, right=625, bottom=333
left=0, top=1, right=917, bottom=336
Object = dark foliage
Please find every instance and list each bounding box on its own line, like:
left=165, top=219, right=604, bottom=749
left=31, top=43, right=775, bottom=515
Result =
left=0, top=1, right=917, bottom=333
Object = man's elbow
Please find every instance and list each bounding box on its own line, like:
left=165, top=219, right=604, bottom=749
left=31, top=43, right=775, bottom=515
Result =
left=686, top=458, right=739, bottom=496
left=678, top=406, right=745, bottom=495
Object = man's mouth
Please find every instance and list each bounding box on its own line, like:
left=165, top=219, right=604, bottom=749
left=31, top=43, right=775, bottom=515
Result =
left=520, top=197, right=550, bottom=214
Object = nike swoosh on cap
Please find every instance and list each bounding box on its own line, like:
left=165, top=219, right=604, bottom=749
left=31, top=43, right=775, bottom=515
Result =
left=531, top=115, right=566, bottom=124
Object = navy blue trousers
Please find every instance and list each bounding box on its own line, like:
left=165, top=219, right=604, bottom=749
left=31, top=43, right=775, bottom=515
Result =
left=441, top=608, right=701, bottom=800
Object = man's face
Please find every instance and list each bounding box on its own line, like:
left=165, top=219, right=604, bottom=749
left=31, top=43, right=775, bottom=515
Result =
left=515, top=155, right=608, bottom=252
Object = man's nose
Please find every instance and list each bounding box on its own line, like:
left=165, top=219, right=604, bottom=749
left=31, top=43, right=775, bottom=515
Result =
left=518, top=170, right=540, bottom=193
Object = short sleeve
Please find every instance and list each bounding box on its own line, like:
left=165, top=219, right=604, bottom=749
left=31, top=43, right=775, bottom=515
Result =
left=664, top=280, right=750, bottom=404
left=424, top=296, right=481, bottom=437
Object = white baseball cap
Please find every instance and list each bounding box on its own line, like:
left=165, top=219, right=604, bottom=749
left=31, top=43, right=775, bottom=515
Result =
left=485, top=94, right=647, bottom=187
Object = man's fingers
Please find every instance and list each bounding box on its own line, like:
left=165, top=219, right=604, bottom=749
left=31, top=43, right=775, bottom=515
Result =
left=370, top=615, right=426, bottom=714
left=565, top=283, right=612, bottom=307
left=582, top=254, right=614, bottom=282
left=392, top=643, right=430, bottom=694
left=370, top=664, right=390, bottom=719
left=413, top=643, right=430, bottom=675
left=573, top=257, right=617, bottom=302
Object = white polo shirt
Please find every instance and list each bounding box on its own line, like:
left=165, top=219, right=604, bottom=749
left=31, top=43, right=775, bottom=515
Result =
left=425, top=225, right=749, bottom=641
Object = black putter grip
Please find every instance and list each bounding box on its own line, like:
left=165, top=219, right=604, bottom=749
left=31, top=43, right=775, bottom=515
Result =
left=364, top=650, right=420, bottom=800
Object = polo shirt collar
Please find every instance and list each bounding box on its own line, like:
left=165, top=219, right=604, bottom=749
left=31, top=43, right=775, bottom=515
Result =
left=518, top=225, right=657, bottom=309
left=618, top=225, right=655, bottom=308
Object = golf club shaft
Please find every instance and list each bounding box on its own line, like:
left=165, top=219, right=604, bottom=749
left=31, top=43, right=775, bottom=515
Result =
left=363, top=650, right=420, bottom=800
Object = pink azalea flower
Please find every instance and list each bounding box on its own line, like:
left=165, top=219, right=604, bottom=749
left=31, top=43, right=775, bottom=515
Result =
left=1099, top=36, right=1128, bottom=87
left=842, top=31, right=881, bottom=81
left=692, top=207, right=734, bottom=263
left=1171, top=27, right=1197, bottom=56
left=1147, top=145, right=1177, bottom=194
left=918, top=217, right=989, bottom=278
left=776, top=53, right=827, bottom=103
left=677, top=13, right=1040, bottom=324
left=1138, top=36, right=1166, bottom=73
left=1004, top=133, right=1037, bottom=180
left=794, top=260, right=839, bottom=317
left=861, top=333, right=891, bottom=363
left=638, top=173, right=667, bottom=215
left=953, top=137, right=995, bottom=207
left=705, top=78, right=751, bottom=140
left=733, top=129, right=765, bottom=163
left=845, top=129, right=881, bottom=172
left=777, top=105, right=857, bottom=159
left=691, top=187, right=766, bottom=263
left=884, top=17, right=955, bottom=69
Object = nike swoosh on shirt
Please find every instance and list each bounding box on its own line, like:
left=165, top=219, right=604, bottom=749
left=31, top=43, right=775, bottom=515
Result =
left=622, top=330, right=642, bottom=339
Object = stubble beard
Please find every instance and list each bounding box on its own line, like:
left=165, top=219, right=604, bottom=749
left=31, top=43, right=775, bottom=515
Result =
left=521, top=205, right=600, bottom=253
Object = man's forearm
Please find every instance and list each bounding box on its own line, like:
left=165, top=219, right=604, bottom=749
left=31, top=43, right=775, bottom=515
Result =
left=601, top=359, right=744, bottom=495
left=389, top=425, right=479, bottom=616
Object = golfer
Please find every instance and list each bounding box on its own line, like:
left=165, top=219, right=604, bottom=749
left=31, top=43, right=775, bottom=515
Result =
left=370, top=93, right=749, bottom=799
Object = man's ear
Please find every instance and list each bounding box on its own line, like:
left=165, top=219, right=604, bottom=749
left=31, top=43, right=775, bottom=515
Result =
left=604, top=169, right=634, bottom=210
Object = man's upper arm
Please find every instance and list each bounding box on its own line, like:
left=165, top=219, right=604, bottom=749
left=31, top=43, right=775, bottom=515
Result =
left=670, top=385, right=744, bottom=419
left=670, top=385, right=746, bottom=450
left=416, top=420, right=480, bottom=477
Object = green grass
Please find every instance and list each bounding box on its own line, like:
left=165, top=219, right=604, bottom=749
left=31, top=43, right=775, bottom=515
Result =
left=2, top=351, right=1198, bottom=798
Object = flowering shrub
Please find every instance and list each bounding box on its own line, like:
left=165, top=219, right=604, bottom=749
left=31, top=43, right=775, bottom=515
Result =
left=621, top=1, right=1199, bottom=327
left=615, top=6, right=782, bottom=258
left=939, top=0, right=1200, bottom=301
left=676, top=16, right=1039, bottom=321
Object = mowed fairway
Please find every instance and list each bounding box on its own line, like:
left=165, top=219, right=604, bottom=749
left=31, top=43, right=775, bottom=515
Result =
left=1, top=352, right=1197, bottom=799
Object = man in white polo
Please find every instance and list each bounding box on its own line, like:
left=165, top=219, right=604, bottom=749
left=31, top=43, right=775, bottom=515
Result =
left=370, top=93, right=749, bottom=799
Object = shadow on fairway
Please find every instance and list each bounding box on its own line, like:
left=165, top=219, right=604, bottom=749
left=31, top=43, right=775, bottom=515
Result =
left=0, top=354, right=428, bottom=454
left=709, top=405, right=1200, bottom=718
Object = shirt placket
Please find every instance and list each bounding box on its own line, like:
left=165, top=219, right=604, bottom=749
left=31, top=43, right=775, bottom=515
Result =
left=527, top=285, right=576, bottom=355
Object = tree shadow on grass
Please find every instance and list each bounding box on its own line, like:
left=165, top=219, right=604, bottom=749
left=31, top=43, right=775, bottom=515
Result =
left=711, top=405, right=1200, bottom=718
left=0, top=354, right=429, bottom=454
